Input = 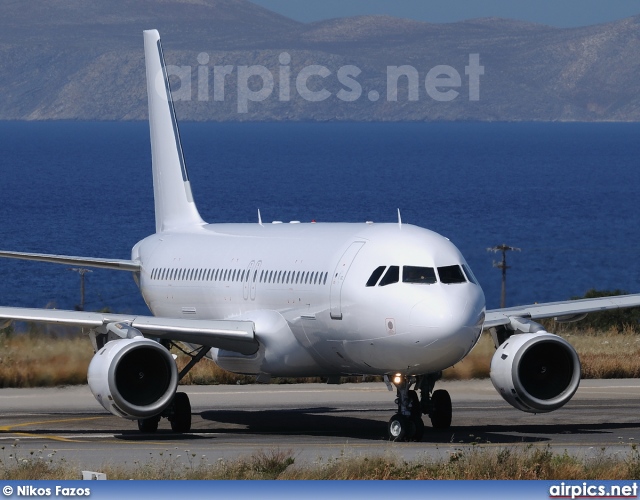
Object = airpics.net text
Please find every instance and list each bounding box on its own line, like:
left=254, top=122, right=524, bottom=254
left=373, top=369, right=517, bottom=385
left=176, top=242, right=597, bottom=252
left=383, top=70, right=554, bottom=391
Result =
left=155, top=53, right=484, bottom=112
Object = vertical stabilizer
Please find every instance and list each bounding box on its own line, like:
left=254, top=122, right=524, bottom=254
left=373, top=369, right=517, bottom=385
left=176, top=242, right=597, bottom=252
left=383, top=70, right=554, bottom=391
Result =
left=143, top=29, right=205, bottom=233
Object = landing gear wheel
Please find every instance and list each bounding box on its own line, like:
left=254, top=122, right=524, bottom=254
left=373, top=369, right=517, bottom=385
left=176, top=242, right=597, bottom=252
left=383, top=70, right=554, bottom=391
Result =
left=411, top=417, right=425, bottom=442
left=429, top=389, right=452, bottom=429
left=388, top=413, right=411, bottom=442
left=407, top=390, right=424, bottom=441
left=169, top=392, right=191, bottom=433
left=408, top=390, right=420, bottom=415
left=137, top=415, right=160, bottom=433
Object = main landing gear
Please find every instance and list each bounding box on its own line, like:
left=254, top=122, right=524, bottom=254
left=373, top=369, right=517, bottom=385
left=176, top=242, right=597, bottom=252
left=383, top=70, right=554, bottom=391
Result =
left=137, top=391, right=192, bottom=433
left=138, top=344, right=209, bottom=434
left=386, top=372, right=452, bottom=442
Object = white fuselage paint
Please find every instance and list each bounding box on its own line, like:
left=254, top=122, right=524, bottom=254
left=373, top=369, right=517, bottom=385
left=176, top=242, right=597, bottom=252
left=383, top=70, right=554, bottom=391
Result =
left=133, top=222, right=486, bottom=378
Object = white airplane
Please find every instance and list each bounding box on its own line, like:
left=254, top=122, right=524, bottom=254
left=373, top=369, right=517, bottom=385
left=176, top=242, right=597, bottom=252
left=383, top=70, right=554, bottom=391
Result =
left=1, top=30, right=640, bottom=441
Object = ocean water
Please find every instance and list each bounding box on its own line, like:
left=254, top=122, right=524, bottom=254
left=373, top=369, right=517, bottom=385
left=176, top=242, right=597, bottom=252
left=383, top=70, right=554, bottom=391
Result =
left=0, top=121, right=638, bottom=313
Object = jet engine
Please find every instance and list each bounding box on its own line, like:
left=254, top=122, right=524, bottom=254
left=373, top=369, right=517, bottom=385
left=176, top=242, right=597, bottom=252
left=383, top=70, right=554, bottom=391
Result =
left=490, top=332, right=581, bottom=413
left=87, top=334, right=178, bottom=419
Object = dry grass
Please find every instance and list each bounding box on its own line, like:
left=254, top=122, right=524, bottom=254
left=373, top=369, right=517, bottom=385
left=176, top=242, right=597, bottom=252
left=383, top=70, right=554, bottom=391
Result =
left=283, top=446, right=640, bottom=480
left=0, top=445, right=78, bottom=480
left=564, top=325, right=640, bottom=379
left=3, top=444, right=640, bottom=480
left=1, top=323, right=640, bottom=387
left=0, top=329, right=93, bottom=388
left=443, top=326, right=640, bottom=380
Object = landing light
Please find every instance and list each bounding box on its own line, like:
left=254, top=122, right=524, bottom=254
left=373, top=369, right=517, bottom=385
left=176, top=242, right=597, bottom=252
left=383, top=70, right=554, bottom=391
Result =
left=393, top=373, right=403, bottom=385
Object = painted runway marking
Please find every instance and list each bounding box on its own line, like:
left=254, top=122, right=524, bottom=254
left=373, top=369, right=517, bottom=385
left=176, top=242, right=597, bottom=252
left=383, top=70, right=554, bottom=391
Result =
left=0, top=416, right=106, bottom=442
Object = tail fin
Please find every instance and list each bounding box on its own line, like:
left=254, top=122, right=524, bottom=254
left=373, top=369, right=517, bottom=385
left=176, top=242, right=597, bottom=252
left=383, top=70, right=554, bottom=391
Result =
left=143, top=29, right=205, bottom=233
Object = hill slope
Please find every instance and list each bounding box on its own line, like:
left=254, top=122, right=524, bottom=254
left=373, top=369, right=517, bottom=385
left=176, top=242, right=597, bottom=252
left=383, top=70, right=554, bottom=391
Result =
left=1, top=0, right=639, bottom=121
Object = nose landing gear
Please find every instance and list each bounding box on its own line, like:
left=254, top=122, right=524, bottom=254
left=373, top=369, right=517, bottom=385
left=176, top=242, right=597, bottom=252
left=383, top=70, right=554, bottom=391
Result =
left=386, top=372, right=451, bottom=442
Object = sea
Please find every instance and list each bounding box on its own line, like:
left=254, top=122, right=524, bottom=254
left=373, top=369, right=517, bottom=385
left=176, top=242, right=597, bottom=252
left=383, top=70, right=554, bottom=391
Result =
left=0, top=121, right=638, bottom=313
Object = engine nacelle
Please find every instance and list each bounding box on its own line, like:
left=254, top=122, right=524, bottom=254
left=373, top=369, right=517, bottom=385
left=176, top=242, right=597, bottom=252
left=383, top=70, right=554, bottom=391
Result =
left=490, top=333, right=581, bottom=413
left=87, top=336, right=178, bottom=419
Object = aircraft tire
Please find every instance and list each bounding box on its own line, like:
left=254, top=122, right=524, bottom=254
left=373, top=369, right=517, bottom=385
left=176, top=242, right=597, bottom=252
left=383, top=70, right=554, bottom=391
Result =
left=138, top=415, right=160, bottom=433
left=170, top=392, right=191, bottom=433
left=430, top=389, right=452, bottom=429
left=388, top=413, right=411, bottom=442
left=411, top=416, right=425, bottom=442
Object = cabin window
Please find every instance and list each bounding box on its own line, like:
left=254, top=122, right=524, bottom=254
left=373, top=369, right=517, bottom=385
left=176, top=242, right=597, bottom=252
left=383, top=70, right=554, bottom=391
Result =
left=438, top=265, right=467, bottom=284
left=366, top=266, right=386, bottom=287
left=378, top=266, right=399, bottom=286
left=403, top=266, right=437, bottom=284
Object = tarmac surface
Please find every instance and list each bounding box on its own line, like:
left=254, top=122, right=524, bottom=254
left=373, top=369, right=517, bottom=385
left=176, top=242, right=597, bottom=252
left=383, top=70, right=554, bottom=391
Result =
left=1, top=379, right=639, bottom=470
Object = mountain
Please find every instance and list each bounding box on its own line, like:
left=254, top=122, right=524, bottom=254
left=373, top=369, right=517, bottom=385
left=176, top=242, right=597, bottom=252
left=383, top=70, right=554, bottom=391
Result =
left=1, top=0, right=639, bottom=121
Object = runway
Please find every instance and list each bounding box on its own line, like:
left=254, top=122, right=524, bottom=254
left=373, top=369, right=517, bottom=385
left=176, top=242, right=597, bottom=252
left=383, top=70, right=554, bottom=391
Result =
left=1, top=379, right=639, bottom=469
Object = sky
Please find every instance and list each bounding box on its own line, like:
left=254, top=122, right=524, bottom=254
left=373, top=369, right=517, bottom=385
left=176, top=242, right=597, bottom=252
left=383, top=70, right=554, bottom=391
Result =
left=249, top=0, right=640, bottom=28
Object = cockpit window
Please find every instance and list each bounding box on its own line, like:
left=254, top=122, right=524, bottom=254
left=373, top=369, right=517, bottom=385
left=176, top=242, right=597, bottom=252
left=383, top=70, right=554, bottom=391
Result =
left=438, top=265, right=467, bottom=284
left=378, top=266, right=399, bottom=286
left=366, top=266, right=387, bottom=287
left=403, top=266, right=437, bottom=284
left=462, top=264, right=479, bottom=285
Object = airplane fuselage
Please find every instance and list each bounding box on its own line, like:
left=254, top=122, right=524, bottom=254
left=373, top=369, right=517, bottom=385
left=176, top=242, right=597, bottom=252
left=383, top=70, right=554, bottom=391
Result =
left=134, top=222, right=486, bottom=378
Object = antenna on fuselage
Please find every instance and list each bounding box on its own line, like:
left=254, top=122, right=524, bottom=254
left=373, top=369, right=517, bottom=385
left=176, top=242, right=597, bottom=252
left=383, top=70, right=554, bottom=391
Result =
left=258, top=209, right=263, bottom=226
left=397, top=208, right=402, bottom=229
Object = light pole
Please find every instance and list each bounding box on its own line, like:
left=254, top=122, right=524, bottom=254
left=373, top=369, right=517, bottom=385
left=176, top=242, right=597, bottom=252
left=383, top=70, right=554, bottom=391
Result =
left=487, top=244, right=521, bottom=308
left=69, top=268, right=92, bottom=311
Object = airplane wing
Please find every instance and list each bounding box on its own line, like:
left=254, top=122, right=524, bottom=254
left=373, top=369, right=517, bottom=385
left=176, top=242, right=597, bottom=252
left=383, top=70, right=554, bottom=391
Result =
left=0, top=251, right=140, bottom=272
left=484, top=293, right=640, bottom=329
left=0, top=306, right=258, bottom=355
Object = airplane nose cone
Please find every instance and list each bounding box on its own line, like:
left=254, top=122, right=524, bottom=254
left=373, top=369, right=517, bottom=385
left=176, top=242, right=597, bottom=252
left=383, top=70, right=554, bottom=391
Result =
left=409, top=285, right=485, bottom=353
left=410, top=287, right=482, bottom=327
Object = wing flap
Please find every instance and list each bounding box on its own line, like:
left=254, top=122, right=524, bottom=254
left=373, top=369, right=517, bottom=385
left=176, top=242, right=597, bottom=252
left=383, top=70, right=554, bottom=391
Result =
left=0, top=307, right=257, bottom=355
left=484, top=293, right=640, bottom=329
left=0, top=251, right=140, bottom=272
